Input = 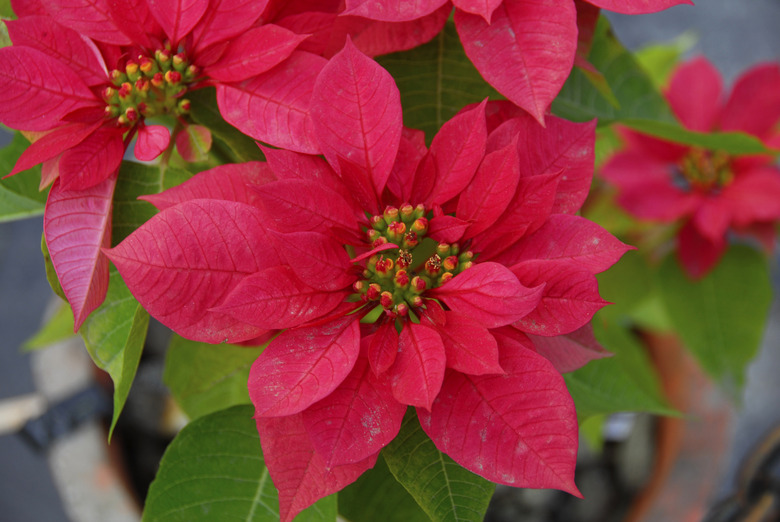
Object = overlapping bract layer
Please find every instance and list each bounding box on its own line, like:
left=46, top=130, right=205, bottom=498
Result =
left=0, top=0, right=320, bottom=328
left=108, top=42, right=629, bottom=521
left=335, top=0, right=693, bottom=122
left=600, top=57, right=780, bottom=278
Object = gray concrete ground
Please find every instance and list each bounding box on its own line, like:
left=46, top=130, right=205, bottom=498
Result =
left=1, top=0, right=779, bottom=519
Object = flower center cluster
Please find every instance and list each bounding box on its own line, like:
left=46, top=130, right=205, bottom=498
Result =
left=352, top=204, right=474, bottom=319
left=103, top=48, right=199, bottom=127
left=677, top=147, right=733, bottom=191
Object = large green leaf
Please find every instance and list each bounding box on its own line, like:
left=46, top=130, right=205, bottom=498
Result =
left=0, top=133, right=48, bottom=222
left=164, top=335, right=264, bottom=420
left=658, top=245, right=772, bottom=396
left=633, top=33, right=695, bottom=89
left=553, top=18, right=771, bottom=155
left=565, top=318, right=675, bottom=420
left=80, top=268, right=149, bottom=437
left=377, top=21, right=501, bottom=140
left=621, top=119, right=771, bottom=156
left=552, top=17, right=675, bottom=125
left=382, top=410, right=495, bottom=522
left=23, top=301, right=75, bottom=351
left=143, top=405, right=337, bottom=522
left=188, top=87, right=265, bottom=163
left=112, top=160, right=193, bottom=244
left=339, top=456, right=428, bottom=522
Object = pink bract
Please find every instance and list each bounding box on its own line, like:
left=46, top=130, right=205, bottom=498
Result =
left=107, top=42, right=629, bottom=520
left=338, top=0, right=692, bottom=123
left=600, top=57, right=780, bottom=278
left=0, top=0, right=318, bottom=328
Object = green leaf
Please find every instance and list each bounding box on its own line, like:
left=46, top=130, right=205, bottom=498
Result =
left=41, top=234, right=66, bottom=301
left=0, top=0, right=15, bottom=18
left=143, top=405, right=337, bottom=522
left=164, top=334, right=264, bottom=420
left=112, top=161, right=162, bottom=244
left=382, top=410, right=495, bottom=522
left=80, top=268, right=149, bottom=437
left=377, top=21, right=501, bottom=140
left=633, top=33, right=695, bottom=89
left=621, top=119, right=771, bottom=155
left=552, top=17, right=675, bottom=125
left=565, top=319, right=675, bottom=420
left=188, top=87, right=265, bottom=163
left=339, top=456, right=428, bottom=522
left=658, top=245, right=772, bottom=396
left=0, top=19, right=11, bottom=49
left=0, top=133, right=48, bottom=222
left=23, top=301, right=75, bottom=351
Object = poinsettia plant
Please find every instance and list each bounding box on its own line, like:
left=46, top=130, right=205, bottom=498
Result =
left=2, top=0, right=779, bottom=520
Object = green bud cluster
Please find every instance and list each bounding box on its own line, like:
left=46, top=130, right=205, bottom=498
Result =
left=104, top=47, right=199, bottom=127
left=354, top=204, right=474, bottom=320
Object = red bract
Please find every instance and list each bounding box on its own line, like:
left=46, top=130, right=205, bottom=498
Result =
left=0, top=0, right=317, bottom=328
left=339, top=0, right=692, bottom=123
left=600, top=57, right=780, bottom=278
left=107, top=42, right=629, bottom=520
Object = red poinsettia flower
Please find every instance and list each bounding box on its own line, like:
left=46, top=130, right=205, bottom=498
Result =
left=0, top=0, right=323, bottom=328
left=334, top=0, right=692, bottom=122
left=600, top=57, right=780, bottom=278
left=106, top=42, right=628, bottom=520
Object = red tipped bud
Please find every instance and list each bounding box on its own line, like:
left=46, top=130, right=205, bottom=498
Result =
left=125, top=60, right=140, bottom=80
left=177, top=99, right=191, bottom=113
left=110, top=69, right=126, bottom=85
left=411, top=295, right=424, bottom=307
left=394, top=269, right=409, bottom=288
left=105, top=105, right=120, bottom=118
left=460, top=250, right=474, bottom=262
left=402, top=231, right=418, bottom=249
left=139, top=56, right=155, bottom=75
left=395, top=303, right=409, bottom=317
left=135, top=78, right=150, bottom=93
left=353, top=281, right=364, bottom=293
left=383, top=205, right=399, bottom=219
left=165, top=70, right=182, bottom=84
left=375, top=257, right=394, bottom=275
left=103, top=86, right=116, bottom=101
left=151, top=72, right=164, bottom=87
left=440, top=272, right=454, bottom=284
left=156, top=49, right=171, bottom=66
left=387, top=220, right=405, bottom=241
left=117, top=114, right=128, bottom=125
left=124, top=107, right=138, bottom=122
left=380, top=291, right=394, bottom=309
left=370, top=214, right=387, bottom=231
left=460, top=261, right=474, bottom=271
left=443, top=255, right=458, bottom=272
left=436, top=242, right=451, bottom=257
left=425, top=254, right=442, bottom=275
left=118, top=82, right=133, bottom=99
left=412, top=217, right=428, bottom=235
left=396, top=249, right=413, bottom=269
left=411, top=276, right=426, bottom=292
left=186, top=64, right=199, bottom=78
left=366, top=283, right=381, bottom=301
left=371, top=236, right=388, bottom=248
left=173, top=52, right=187, bottom=71
left=367, top=229, right=382, bottom=243
left=399, top=203, right=414, bottom=221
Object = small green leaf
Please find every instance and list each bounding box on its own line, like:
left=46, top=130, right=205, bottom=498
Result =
left=23, top=301, right=75, bottom=351
left=377, top=21, right=501, bottom=140
left=634, top=32, right=695, bottom=89
left=0, top=19, right=11, bottom=48
left=143, top=405, right=336, bottom=522
left=621, top=119, right=771, bottom=155
left=565, top=319, right=675, bottom=420
left=41, top=234, right=66, bottom=301
left=0, top=0, right=15, bottom=18
left=658, top=245, right=772, bottom=396
left=383, top=410, right=495, bottom=522
left=339, top=456, right=428, bottom=522
left=164, top=334, right=264, bottom=420
left=188, top=87, right=264, bottom=163
left=80, top=268, right=149, bottom=437
left=552, top=17, right=675, bottom=125
left=0, top=133, right=48, bottom=222
left=112, top=161, right=162, bottom=244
